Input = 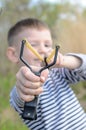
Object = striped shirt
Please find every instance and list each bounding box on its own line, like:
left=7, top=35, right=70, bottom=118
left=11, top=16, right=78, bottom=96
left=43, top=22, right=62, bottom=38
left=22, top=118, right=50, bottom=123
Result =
left=10, top=54, right=86, bottom=130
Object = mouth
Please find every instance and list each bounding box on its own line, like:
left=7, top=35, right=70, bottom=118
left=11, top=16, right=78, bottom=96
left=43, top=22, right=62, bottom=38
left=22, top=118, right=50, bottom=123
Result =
left=34, top=59, right=44, bottom=67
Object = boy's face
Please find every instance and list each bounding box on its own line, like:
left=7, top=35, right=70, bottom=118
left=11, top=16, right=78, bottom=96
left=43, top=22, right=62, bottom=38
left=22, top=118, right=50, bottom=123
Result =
left=16, top=28, right=53, bottom=67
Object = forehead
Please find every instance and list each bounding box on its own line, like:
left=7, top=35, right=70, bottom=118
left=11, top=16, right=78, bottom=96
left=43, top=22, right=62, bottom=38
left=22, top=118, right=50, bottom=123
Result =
left=17, top=28, right=52, bottom=41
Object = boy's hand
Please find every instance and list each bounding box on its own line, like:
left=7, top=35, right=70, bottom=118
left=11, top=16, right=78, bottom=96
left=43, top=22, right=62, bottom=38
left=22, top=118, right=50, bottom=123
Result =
left=16, top=66, right=49, bottom=102
left=49, top=52, right=64, bottom=68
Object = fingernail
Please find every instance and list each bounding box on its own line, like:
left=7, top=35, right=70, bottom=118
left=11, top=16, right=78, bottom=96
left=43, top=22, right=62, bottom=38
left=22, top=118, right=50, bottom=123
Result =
left=41, top=76, right=45, bottom=82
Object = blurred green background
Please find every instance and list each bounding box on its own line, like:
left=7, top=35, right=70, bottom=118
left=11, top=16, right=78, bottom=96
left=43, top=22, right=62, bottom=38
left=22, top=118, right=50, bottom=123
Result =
left=0, top=0, right=86, bottom=129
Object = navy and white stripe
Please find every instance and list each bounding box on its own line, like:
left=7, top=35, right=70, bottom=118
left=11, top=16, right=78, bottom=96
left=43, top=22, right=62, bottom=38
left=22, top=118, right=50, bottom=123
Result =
left=10, top=54, right=86, bottom=130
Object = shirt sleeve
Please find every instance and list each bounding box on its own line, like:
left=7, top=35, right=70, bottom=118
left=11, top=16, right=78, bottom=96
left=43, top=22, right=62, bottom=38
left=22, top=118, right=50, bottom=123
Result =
left=10, top=86, right=24, bottom=114
left=60, top=53, right=86, bottom=84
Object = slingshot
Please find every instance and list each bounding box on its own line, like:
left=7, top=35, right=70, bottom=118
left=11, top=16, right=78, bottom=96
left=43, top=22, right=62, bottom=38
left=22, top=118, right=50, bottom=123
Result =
left=20, top=39, right=60, bottom=120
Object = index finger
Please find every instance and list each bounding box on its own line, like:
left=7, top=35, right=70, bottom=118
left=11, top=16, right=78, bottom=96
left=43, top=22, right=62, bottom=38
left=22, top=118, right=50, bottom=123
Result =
left=21, top=66, right=41, bottom=82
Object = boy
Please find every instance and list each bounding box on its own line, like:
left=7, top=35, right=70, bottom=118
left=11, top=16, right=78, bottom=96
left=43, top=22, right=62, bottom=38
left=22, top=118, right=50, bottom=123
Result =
left=7, top=18, right=86, bottom=130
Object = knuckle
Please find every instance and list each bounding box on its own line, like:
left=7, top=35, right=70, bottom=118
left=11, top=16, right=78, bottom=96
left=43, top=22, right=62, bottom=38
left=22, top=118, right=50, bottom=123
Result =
left=35, top=88, right=43, bottom=95
left=16, top=73, right=19, bottom=79
left=24, top=81, right=29, bottom=87
left=24, top=95, right=35, bottom=102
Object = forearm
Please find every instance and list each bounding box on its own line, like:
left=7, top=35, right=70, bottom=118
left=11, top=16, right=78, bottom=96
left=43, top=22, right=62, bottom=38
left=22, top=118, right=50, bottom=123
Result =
left=54, top=53, right=86, bottom=84
left=10, top=86, right=24, bottom=113
left=61, top=54, right=82, bottom=70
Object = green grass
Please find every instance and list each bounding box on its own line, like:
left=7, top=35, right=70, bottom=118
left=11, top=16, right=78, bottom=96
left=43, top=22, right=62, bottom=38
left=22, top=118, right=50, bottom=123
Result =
left=0, top=73, right=28, bottom=130
left=71, top=81, right=86, bottom=111
left=0, top=119, right=27, bottom=130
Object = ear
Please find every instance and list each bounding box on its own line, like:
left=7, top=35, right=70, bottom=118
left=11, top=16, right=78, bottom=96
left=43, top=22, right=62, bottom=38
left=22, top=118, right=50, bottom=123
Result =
left=6, top=47, right=19, bottom=63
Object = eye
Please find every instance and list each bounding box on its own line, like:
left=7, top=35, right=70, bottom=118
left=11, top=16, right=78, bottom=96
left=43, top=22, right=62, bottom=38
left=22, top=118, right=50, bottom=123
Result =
left=45, top=43, right=52, bottom=48
left=30, top=42, right=37, bottom=47
left=45, top=44, right=49, bottom=47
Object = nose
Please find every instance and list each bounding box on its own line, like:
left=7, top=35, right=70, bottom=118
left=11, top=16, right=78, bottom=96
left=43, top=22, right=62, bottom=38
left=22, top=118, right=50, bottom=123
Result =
left=37, top=43, right=52, bottom=59
left=38, top=44, right=47, bottom=55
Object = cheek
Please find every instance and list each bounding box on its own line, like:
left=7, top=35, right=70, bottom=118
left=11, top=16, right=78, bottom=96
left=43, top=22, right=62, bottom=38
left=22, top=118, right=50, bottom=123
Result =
left=23, top=50, right=36, bottom=64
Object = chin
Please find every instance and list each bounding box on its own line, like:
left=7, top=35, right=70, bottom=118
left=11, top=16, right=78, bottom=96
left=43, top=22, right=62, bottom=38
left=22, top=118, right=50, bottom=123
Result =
left=35, top=64, right=41, bottom=67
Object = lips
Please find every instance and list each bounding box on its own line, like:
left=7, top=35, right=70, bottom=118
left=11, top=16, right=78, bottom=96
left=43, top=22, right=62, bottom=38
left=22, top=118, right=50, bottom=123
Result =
left=34, top=59, right=44, bottom=67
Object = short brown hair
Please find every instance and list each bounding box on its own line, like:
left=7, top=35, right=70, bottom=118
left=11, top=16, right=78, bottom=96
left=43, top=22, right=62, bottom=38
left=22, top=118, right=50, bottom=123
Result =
left=7, top=18, right=50, bottom=46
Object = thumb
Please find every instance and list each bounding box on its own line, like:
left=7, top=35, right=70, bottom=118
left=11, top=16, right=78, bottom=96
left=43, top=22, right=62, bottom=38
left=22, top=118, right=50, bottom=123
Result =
left=31, top=65, right=49, bottom=82
left=40, top=69, right=49, bottom=83
left=31, top=65, right=42, bottom=71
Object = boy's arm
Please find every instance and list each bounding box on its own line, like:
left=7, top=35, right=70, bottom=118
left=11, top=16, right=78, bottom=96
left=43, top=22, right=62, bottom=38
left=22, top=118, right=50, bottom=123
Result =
left=55, top=53, right=83, bottom=70
left=61, top=55, right=82, bottom=69
left=58, top=53, right=86, bottom=84
left=10, top=87, right=24, bottom=114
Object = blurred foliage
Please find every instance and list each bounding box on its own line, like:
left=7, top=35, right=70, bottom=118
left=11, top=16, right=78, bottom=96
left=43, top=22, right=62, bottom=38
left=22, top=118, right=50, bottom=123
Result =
left=0, top=0, right=86, bottom=129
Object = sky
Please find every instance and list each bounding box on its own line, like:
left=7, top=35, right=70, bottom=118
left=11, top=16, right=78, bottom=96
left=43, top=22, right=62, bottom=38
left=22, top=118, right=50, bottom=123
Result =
left=58, top=0, right=86, bottom=8
left=32, top=0, right=86, bottom=8
left=0, top=0, right=86, bottom=9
